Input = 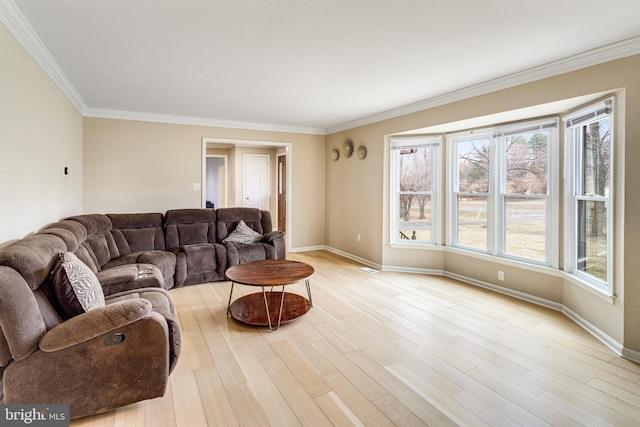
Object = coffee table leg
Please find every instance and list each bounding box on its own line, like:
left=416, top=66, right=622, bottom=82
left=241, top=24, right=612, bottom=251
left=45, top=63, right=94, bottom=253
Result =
left=305, top=279, right=313, bottom=307
left=226, top=281, right=235, bottom=317
left=276, top=285, right=286, bottom=329
left=260, top=286, right=288, bottom=331
left=262, top=287, right=274, bottom=330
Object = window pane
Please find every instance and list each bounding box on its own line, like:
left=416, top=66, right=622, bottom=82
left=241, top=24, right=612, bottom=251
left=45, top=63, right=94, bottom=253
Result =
left=577, top=200, right=608, bottom=282
left=399, top=147, right=432, bottom=192
left=457, top=138, right=490, bottom=193
left=398, top=194, right=431, bottom=242
left=457, top=195, right=487, bottom=250
left=505, top=132, right=548, bottom=195
left=504, top=196, right=546, bottom=261
left=581, top=118, right=610, bottom=197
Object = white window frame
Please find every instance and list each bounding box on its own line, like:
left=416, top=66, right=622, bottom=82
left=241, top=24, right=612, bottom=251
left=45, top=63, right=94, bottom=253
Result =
left=446, top=129, right=493, bottom=253
left=563, top=98, right=614, bottom=295
left=495, top=118, right=559, bottom=267
left=446, top=119, right=558, bottom=266
left=390, top=135, right=442, bottom=245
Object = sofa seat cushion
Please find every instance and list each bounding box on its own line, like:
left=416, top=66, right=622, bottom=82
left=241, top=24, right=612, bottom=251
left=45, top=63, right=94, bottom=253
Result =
left=172, top=243, right=226, bottom=287
left=96, top=264, right=164, bottom=296
left=224, top=241, right=277, bottom=267
left=52, top=253, right=105, bottom=319
left=103, top=251, right=176, bottom=290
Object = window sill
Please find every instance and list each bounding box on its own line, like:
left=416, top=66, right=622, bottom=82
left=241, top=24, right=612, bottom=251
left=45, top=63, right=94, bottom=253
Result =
left=388, top=241, right=442, bottom=250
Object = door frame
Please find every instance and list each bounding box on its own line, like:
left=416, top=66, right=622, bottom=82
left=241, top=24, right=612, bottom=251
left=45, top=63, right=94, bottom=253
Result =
left=277, top=152, right=287, bottom=233
left=202, top=137, right=292, bottom=249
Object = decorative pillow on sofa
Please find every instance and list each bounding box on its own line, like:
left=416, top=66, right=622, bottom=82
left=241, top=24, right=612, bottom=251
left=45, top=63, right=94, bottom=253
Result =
left=222, top=220, right=262, bottom=245
left=52, top=252, right=106, bottom=318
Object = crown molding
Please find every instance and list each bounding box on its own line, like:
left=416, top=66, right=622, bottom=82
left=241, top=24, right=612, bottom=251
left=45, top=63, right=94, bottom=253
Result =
left=0, top=0, right=87, bottom=114
left=326, top=34, right=640, bottom=134
left=83, top=107, right=326, bottom=135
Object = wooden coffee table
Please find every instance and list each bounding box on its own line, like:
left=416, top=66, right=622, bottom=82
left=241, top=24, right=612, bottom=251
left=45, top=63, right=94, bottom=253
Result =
left=225, top=259, right=314, bottom=330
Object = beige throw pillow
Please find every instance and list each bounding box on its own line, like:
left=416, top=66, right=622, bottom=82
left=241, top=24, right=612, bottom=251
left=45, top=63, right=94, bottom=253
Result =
left=222, top=220, right=262, bottom=245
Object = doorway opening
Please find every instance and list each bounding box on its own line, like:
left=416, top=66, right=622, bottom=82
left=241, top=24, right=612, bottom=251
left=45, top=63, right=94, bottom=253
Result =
left=201, top=138, right=292, bottom=248
left=205, top=155, right=227, bottom=209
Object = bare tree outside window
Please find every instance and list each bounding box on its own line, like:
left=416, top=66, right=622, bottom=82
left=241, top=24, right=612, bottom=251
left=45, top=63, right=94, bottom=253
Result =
left=397, top=146, right=434, bottom=242
left=577, top=117, right=610, bottom=281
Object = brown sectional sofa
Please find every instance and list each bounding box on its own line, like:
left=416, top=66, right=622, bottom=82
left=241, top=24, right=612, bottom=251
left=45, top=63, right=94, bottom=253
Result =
left=0, top=207, right=284, bottom=419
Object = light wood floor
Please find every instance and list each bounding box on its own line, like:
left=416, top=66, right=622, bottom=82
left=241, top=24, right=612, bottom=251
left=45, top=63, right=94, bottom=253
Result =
left=71, top=251, right=640, bottom=427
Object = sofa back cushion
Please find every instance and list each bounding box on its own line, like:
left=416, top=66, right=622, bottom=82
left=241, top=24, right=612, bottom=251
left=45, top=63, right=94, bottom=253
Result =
left=108, top=213, right=166, bottom=254
left=67, top=215, right=119, bottom=271
left=0, top=234, right=67, bottom=291
left=40, top=220, right=88, bottom=252
left=216, top=208, right=270, bottom=242
left=165, top=209, right=216, bottom=249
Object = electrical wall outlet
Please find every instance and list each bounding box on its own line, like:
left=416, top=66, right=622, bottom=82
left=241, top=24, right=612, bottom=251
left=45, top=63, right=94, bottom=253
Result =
left=357, top=234, right=361, bottom=242
left=498, top=270, right=504, bottom=281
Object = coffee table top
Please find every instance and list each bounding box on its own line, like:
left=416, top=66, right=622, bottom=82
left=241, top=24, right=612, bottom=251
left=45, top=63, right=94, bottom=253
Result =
left=225, top=259, right=314, bottom=286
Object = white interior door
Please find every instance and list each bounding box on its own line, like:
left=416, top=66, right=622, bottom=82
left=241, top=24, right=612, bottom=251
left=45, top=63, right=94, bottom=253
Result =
left=244, top=154, right=270, bottom=209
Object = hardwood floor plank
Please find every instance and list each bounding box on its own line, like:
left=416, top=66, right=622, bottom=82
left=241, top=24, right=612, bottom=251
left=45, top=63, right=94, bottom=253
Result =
left=320, top=370, right=395, bottom=427
left=221, top=328, right=302, bottom=426
left=193, top=365, right=240, bottom=427
left=346, top=350, right=456, bottom=427
left=269, top=339, right=332, bottom=398
left=371, top=394, right=427, bottom=427
left=224, top=383, right=271, bottom=427
left=526, top=371, right=640, bottom=425
left=312, top=339, right=388, bottom=401
left=313, top=391, right=364, bottom=427
left=465, top=367, right=577, bottom=427
left=143, top=382, right=176, bottom=427
left=262, top=358, right=333, bottom=427
left=385, top=363, right=492, bottom=427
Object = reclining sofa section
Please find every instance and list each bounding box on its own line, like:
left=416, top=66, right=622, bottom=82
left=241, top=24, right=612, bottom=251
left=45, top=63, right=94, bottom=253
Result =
left=0, top=207, right=284, bottom=419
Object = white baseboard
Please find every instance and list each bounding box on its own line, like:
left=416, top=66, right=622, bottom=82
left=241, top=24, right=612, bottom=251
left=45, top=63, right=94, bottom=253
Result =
left=621, top=347, right=640, bottom=364
left=323, top=246, right=383, bottom=270
left=562, top=306, right=625, bottom=357
left=289, top=245, right=326, bottom=253
left=382, top=265, right=444, bottom=276
left=444, top=271, right=563, bottom=312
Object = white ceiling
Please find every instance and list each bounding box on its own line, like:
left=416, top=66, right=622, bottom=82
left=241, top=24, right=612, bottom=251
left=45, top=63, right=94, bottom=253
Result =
left=4, top=0, right=640, bottom=134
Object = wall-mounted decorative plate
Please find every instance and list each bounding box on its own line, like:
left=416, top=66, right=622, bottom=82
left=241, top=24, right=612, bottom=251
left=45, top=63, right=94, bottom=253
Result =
left=331, top=148, right=340, bottom=161
left=342, top=139, right=354, bottom=158
left=356, top=145, right=367, bottom=160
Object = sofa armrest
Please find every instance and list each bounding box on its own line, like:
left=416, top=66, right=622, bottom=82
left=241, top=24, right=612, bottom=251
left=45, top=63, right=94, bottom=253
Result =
left=261, top=231, right=285, bottom=260
left=261, top=230, right=284, bottom=243
left=5, top=310, right=170, bottom=419
left=39, top=299, right=151, bottom=352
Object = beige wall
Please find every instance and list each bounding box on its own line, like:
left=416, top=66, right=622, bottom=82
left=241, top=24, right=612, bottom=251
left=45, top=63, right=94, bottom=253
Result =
left=0, top=23, right=83, bottom=246
left=83, top=118, right=325, bottom=251
left=326, top=54, right=640, bottom=355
